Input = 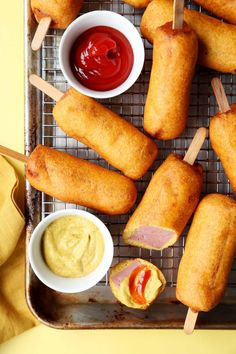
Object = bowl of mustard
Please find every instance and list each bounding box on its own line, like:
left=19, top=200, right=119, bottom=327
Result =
left=29, top=209, right=114, bottom=293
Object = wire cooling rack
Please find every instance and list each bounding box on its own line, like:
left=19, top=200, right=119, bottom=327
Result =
left=37, top=0, right=236, bottom=294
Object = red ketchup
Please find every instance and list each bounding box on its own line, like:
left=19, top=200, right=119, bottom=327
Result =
left=70, top=26, right=134, bottom=91
left=129, top=265, right=151, bottom=305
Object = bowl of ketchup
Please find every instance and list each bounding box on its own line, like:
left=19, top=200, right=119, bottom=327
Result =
left=59, top=11, right=145, bottom=99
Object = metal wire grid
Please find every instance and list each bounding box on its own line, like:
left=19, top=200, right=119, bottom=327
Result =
left=39, top=0, right=236, bottom=289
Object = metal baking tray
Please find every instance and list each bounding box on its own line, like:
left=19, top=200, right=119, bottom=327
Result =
left=25, top=0, right=236, bottom=329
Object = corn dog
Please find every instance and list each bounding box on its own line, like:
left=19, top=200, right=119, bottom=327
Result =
left=31, top=0, right=83, bottom=29
left=210, top=104, right=236, bottom=194
left=144, top=21, right=198, bottom=139
left=123, top=0, right=150, bottom=8
left=29, top=76, right=158, bottom=180
left=52, top=88, right=158, bottom=180
left=193, top=0, right=236, bottom=25
left=141, top=0, right=236, bottom=73
left=123, top=154, right=203, bottom=250
left=176, top=194, right=236, bottom=313
left=210, top=78, right=236, bottom=195
left=26, top=145, right=137, bottom=215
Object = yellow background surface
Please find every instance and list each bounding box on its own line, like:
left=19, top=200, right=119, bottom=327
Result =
left=0, top=1, right=235, bottom=353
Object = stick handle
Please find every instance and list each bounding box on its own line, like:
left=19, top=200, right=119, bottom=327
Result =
left=184, top=307, right=199, bottom=334
left=31, top=17, right=52, bottom=51
left=173, top=0, right=185, bottom=29
left=211, top=78, right=230, bottom=113
left=183, top=127, right=207, bottom=165
left=29, top=74, right=64, bottom=102
left=0, top=145, right=28, bottom=164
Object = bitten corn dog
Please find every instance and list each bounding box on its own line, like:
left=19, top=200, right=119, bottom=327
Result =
left=123, top=155, right=202, bottom=249
left=31, top=0, right=83, bottom=50
left=193, top=0, right=236, bottom=25
left=176, top=194, right=236, bottom=333
left=29, top=75, right=158, bottom=180
left=144, top=21, right=198, bottom=139
left=210, top=78, right=236, bottom=194
left=141, top=0, right=236, bottom=73
left=1, top=144, right=136, bottom=215
left=109, top=259, right=166, bottom=309
left=123, top=128, right=206, bottom=250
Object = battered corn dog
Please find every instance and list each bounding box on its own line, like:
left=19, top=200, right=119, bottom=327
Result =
left=123, top=154, right=203, bottom=250
left=53, top=88, right=158, bottom=180
left=26, top=145, right=137, bottom=215
left=123, top=0, right=150, bottom=8
left=210, top=104, right=236, bottom=194
left=141, top=0, right=236, bottom=73
left=210, top=78, right=236, bottom=194
left=144, top=21, right=198, bottom=139
left=193, top=0, right=236, bottom=25
left=31, top=0, right=83, bottom=29
left=176, top=194, right=236, bottom=313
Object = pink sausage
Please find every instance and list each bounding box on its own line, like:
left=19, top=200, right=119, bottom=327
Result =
left=111, top=260, right=141, bottom=287
left=130, top=226, right=175, bottom=249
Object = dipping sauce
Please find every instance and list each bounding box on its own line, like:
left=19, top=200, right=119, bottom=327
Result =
left=43, top=215, right=104, bottom=278
left=70, top=26, right=134, bottom=91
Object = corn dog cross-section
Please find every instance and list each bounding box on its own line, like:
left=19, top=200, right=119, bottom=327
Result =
left=109, top=258, right=166, bottom=309
left=26, top=145, right=137, bottom=215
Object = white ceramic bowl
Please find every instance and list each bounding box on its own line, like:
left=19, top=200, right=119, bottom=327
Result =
left=29, top=209, right=114, bottom=293
left=59, top=10, right=145, bottom=99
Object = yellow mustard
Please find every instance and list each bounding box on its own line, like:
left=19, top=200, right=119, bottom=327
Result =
left=119, top=269, right=162, bottom=308
left=43, top=215, right=104, bottom=278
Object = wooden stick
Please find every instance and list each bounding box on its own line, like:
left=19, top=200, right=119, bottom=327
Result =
left=173, top=0, right=185, bottom=29
left=183, top=127, right=207, bottom=165
left=0, top=145, right=28, bottom=164
left=184, top=308, right=198, bottom=335
left=182, top=128, right=206, bottom=332
left=31, top=17, right=52, bottom=51
left=29, top=74, right=64, bottom=102
left=211, top=78, right=230, bottom=113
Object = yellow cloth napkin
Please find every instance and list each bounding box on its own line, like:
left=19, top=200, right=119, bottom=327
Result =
left=0, top=156, right=37, bottom=343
